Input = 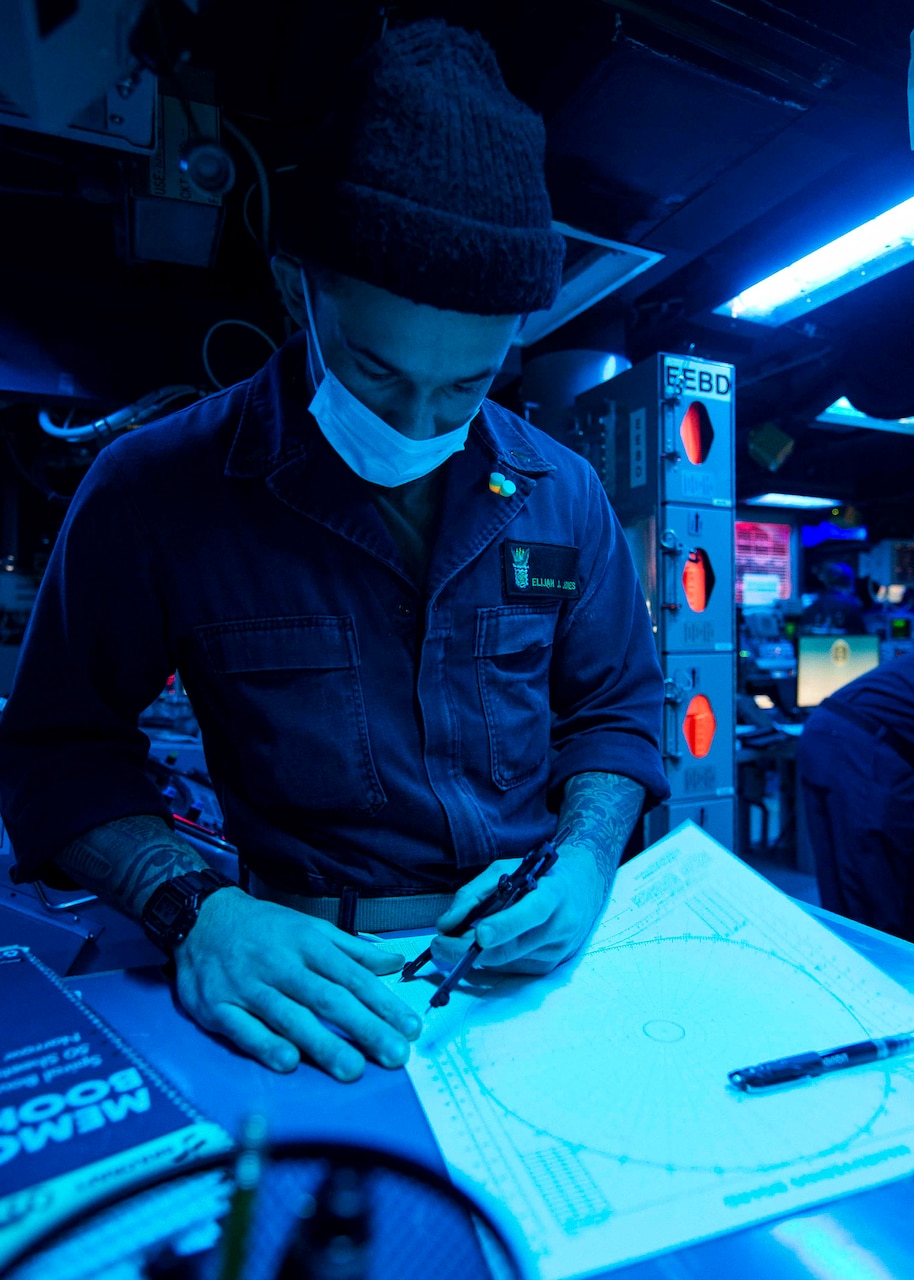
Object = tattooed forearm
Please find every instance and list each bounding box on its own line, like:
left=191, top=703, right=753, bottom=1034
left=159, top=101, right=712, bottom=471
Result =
left=556, top=771, right=646, bottom=898
left=58, top=841, right=113, bottom=883
left=56, top=814, right=209, bottom=919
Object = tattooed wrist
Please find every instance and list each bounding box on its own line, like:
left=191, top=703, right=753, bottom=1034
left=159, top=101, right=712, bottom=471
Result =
left=56, top=814, right=209, bottom=919
left=556, top=771, right=645, bottom=897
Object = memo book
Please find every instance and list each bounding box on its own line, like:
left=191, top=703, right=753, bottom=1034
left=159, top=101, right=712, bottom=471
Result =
left=0, top=945, right=233, bottom=1268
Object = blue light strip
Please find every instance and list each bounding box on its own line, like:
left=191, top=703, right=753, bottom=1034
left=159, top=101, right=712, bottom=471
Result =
left=715, top=194, right=914, bottom=326
left=816, top=397, right=914, bottom=435
left=744, top=493, right=840, bottom=509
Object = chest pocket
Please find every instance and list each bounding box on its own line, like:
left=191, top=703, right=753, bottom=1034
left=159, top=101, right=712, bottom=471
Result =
left=196, top=615, right=385, bottom=814
left=475, top=606, right=557, bottom=789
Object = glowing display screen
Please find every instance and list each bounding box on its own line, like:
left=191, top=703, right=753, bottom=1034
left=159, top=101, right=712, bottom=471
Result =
left=735, top=522, right=792, bottom=605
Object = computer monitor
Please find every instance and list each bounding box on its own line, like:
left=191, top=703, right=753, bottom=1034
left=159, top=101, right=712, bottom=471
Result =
left=796, top=635, right=880, bottom=708
left=735, top=521, right=793, bottom=605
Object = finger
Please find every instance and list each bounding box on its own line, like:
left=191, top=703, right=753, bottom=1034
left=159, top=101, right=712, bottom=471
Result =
left=256, top=977, right=409, bottom=1074
left=476, top=908, right=579, bottom=969
left=305, top=918, right=405, bottom=974
left=248, top=989, right=369, bottom=1080
left=481, top=949, right=566, bottom=975
left=429, top=932, right=475, bottom=970
left=435, top=865, right=506, bottom=933
left=195, top=1000, right=303, bottom=1075
left=335, top=940, right=405, bottom=976
left=473, top=882, right=556, bottom=950
left=433, top=923, right=565, bottom=974
left=290, top=947, right=422, bottom=1042
left=475, top=927, right=557, bottom=970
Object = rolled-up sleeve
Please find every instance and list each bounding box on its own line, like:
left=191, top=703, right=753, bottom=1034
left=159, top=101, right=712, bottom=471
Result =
left=548, top=468, right=670, bottom=807
left=0, top=448, right=173, bottom=879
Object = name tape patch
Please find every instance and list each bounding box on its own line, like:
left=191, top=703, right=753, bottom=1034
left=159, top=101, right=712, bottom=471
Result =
left=502, top=541, right=582, bottom=599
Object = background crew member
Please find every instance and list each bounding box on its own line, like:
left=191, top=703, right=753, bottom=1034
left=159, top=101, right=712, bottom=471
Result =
left=0, top=20, right=669, bottom=1081
left=798, top=651, right=914, bottom=941
left=798, top=559, right=866, bottom=635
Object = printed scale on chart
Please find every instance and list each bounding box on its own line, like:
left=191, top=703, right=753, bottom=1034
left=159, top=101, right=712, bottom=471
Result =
left=390, top=824, right=914, bottom=1279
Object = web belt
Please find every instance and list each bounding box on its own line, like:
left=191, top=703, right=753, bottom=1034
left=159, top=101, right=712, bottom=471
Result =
left=248, top=873, right=454, bottom=934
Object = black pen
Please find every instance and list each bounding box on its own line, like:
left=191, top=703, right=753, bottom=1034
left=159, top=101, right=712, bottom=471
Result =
left=400, top=842, right=558, bottom=1007
left=729, top=1030, right=914, bottom=1092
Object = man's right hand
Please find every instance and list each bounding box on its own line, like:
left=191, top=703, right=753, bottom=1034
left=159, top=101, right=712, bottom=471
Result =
left=173, top=888, right=421, bottom=1080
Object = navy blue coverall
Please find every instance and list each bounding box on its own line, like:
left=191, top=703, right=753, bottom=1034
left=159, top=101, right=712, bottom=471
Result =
left=797, top=652, right=914, bottom=940
left=0, top=331, right=669, bottom=897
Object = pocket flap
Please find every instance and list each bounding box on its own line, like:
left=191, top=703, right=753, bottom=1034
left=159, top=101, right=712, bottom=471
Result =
left=475, top=607, right=557, bottom=658
left=198, top=616, right=358, bottom=673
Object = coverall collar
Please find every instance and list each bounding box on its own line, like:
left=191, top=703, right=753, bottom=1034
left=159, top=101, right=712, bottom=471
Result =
left=224, top=329, right=556, bottom=482
left=223, top=331, right=557, bottom=593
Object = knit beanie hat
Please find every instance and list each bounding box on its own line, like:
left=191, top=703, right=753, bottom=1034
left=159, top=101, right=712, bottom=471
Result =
left=275, top=18, right=565, bottom=315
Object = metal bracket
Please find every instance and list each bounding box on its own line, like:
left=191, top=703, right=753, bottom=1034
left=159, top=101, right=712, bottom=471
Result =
left=32, top=880, right=99, bottom=914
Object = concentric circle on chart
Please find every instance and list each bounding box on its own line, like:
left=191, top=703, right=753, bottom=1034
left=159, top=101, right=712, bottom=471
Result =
left=643, top=1019, right=686, bottom=1042
left=458, top=935, right=893, bottom=1174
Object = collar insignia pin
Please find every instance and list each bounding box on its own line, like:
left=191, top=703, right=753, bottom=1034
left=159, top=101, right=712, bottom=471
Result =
left=488, top=471, right=516, bottom=498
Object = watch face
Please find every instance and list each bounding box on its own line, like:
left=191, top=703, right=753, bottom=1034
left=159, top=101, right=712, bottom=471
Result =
left=144, top=871, right=232, bottom=948
left=155, top=893, right=184, bottom=927
left=145, top=883, right=196, bottom=945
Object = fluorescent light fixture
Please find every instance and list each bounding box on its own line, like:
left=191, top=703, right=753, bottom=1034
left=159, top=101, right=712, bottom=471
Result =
left=814, top=396, right=914, bottom=436
left=715, top=193, right=914, bottom=326
left=513, top=222, right=663, bottom=347
left=744, top=493, right=840, bottom=509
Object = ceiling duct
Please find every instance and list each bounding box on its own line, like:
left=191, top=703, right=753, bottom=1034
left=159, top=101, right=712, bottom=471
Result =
left=512, top=222, right=662, bottom=348
left=0, top=0, right=155, bottom=152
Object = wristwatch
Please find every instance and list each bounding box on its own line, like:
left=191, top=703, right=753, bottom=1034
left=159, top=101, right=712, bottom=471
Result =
left=141, top=867, right=237, bottom=951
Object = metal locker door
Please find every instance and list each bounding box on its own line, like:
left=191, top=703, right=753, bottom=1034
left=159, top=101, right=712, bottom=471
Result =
left=662, top=653, right=735, bottom=802
left=659, top=355, right=734, bottom=509
left=656, top=505, right=735, bottom=655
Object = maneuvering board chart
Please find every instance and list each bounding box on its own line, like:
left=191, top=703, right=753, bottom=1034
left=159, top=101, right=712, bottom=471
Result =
left=387, top=823, right=914, bottom=1278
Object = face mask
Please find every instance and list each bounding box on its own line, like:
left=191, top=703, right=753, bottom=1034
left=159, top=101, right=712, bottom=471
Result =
left=300, top=268, right=474, bottom=488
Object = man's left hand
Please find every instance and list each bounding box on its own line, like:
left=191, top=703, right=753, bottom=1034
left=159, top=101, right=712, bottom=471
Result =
left=430, top=845, right=605, bottom=975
